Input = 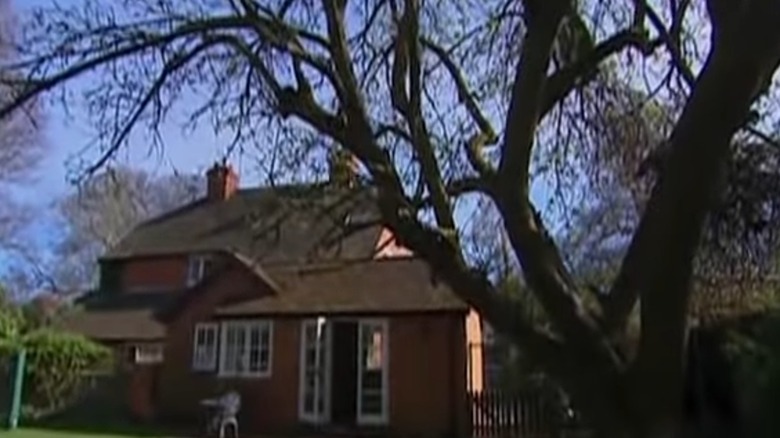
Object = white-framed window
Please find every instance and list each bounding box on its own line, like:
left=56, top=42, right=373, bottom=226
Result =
left=357, top=319, right=389, bottom=425
left=192, top=323, right=219, bottom=371
left=186, top=254, right=213, bottom=287
left=132, top=343, right=164, bottom=364
left=219, top=320, right=273, bottom=378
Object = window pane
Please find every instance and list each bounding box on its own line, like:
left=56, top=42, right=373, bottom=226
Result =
left=305, top=348, right=316, bottom=367
left=361, top=326, right=383, bottom=370
left=223, top=325, right=244, bottom=374
left=248, top=348, right=260, bottom=371
left=247, top=324, right=268, bottom=373
left=195, top=325, right=216, bottom=369
left=361, top=391, right=382, bottom=415
left=259, top=347, right=269, bottom=371
left=221, top=321, right=272, bottom=376
left=305, top=324, right=316, bottom=343
left=235, top=327, right=246, bottom=372
left=363, top=370, right=382, bottom=390
left=250, top=325, right=261, bottom=346
left=304, top=392, right=315, bottom=413
left=187, top=256, right=210, bottom=286
left=260, top=326, right=270, bottom=345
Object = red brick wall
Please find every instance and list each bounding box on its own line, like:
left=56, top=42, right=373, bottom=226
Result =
left=158, top=312, right=469, bottom=436
left=127, top=365, right=158, bottom=421
left=131, top=255, right=471, bottom=436
left=389, top=313, right=468, bottom=438
left=158, top=319, right=301, bottom=434
left=155, top=259, right=292, bottom=433
left=120, top=255, right=189, bottom=292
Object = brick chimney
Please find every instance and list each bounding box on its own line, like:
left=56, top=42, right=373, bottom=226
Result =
left=328, top=149, right=360, bottom=187
left=206, top=161, right=239, bottom=201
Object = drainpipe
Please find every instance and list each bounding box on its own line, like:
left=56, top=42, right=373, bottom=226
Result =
left=315, top=316, right=326, bottom=423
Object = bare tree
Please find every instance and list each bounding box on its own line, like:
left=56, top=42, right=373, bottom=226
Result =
left=52, top=166, right=203, bottom=289
left=3, top=0, right=780, bottom=435
left=0, top=0, right=44, bottom=249
left=4, top=167, right=202, bottom=295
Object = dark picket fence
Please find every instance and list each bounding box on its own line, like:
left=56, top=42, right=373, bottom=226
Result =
left=468, top=390, right=562, bottom=438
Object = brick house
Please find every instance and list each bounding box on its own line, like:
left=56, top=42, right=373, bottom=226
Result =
left=64, top=162, right=485, bottom=437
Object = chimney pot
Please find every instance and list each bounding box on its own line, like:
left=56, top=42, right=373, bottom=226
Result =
left=328, top=149, right=360, bottom=187
left=206, top=162, right=239, bottom=201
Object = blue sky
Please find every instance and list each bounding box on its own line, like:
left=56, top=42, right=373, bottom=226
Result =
left=13, top=0, right=265, bottom=205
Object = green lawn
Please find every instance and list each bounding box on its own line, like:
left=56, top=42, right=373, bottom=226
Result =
left=1, top=428, right=172, bottom=438
left=0, top=416, right=184, bottom=438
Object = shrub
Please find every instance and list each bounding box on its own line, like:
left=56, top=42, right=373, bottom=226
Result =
left=724, top=313, right=780, bottom=437
left=2, top=329, right=112, bottom=417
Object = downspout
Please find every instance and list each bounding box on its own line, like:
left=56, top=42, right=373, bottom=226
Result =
left=452, top=312, right=466, bottom=438
left=315, top=316, right=326, bottom=426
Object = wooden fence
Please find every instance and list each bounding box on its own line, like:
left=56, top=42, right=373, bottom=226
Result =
left=468, top=390, right=562, bottom=438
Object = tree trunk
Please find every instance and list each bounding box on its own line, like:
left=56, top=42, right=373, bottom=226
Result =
left=546, top=353, right=688, bottom=438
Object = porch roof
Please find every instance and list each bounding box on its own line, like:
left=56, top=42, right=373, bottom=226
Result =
left=215, top=257, right=469, bottom=316
left=59, top=291, right=182, bottom=341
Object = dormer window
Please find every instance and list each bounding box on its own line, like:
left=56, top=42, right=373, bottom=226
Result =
left=186, top=254, right=213, bottom=287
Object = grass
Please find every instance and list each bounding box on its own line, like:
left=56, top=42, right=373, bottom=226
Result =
left=0, top=416, right=179, bottom=438
left=0, top=405, right=184, bottom=438
left=0, top=427, right=171, bottom=438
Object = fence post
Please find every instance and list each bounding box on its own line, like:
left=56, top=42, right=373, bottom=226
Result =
left=7, top=348, right=26, bottom=430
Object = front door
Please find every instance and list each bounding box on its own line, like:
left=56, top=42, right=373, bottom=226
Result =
left=330, top=321, right=358, bottom=425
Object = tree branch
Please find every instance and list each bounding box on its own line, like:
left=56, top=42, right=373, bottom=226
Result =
left=385, top=208, right=573, bottom=378
left=320, top=0, right=403, bottom=197
left=481, top=2, right=626, bottom=379
left=396, top=0, right=457, bottom=233
left=421, top=37, right=497, bottom=143
left=240, top=11, right=344, bottom=99
left=0, top=16, right=253, bottom=120
left=541, top=28, right=660, bottom=117
left=410, top=177, right=488, bottom=210
left=422, top=37, right=498, bottom=177
left=497, top=2, right=566, bottom=190
left=85, top=39, right=222, bottom=176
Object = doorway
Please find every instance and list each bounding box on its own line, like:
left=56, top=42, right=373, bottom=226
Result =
left=330, top=321, right=358, bottom=425
left=298, top=317, right=389, bottom=426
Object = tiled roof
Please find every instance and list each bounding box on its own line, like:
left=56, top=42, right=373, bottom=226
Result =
left=59, top=291, right=182, bottom=341
left=63, top=258, right=468, bottom=341
left=215, top=258, right=469, bottom=316
left=103, top=184, right=383, bottom=264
